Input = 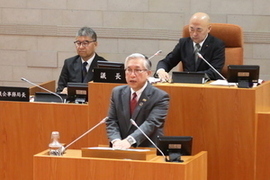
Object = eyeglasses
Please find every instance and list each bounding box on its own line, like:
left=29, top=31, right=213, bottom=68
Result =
left=125, top=68, right=148, bottom=75
left=74, top=40, right=96, bottom=47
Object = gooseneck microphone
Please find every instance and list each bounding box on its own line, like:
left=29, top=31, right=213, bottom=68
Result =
left=197, top=52, right=227, bottom=81
left=148, top=50, right=162, bottom=60
left=21, top=77, right=64, bottom=103
left=62, top=117, right=108, bottom=153
left=130, top=119, right=168, bottom=162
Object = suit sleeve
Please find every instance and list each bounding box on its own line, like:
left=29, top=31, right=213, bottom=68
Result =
left=156, top=39, right=182, bottom=72
left=106, top=88, right=122, bottom=141
left=57, top=59, right=69, bottom=92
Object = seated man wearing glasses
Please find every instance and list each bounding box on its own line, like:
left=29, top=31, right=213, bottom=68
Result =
left=106, top=53, right=170, bottom=149
left=57, top=26, right=107, bottom=93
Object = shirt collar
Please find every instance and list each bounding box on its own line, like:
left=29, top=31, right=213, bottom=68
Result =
left=81, top=53, right=96, bottom=65
left=130, top=81, right=148, bottom=100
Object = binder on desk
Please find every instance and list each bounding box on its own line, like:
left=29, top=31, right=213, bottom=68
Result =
left=81, top=147, right=156, bottom=160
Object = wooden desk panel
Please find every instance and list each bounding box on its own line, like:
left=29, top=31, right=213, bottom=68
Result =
left=87, top=83, right=123, bottom=147
left=157, top=84, right=256, bottom=180
left=86, top=81, right=270, bottom=180
left=256, top=112, right=270, bottom=180
left=33, top=150, right=207, bottom=180
left=0, top=101, right=89, bottom=180
left=29, top=80, right=56, bottom=95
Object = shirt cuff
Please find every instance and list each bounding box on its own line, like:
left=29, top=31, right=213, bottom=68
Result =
left=156, top=68, right=166, bottom=74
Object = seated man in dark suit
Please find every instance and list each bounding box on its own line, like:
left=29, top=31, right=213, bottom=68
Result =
left=106, top=53, right=170, bottom=149
left=156, top=12, right=225, bottom=82
left=57, top=27, right=107, bottom=93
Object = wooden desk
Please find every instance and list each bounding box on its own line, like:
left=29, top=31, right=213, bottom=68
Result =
left=0, top=101, right=89, bottom=180
left=86, top=81, right=270, bottom=180
left=33, top=149, right=207, bottom=180
left=1, top=81, right=270, bottom=180
left=256, top=112, right=270, bottom=180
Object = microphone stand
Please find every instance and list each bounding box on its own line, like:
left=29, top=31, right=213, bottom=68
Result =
left=62, top=117, right=108, bottom=153
left=148, top=50, right=162, bottom=60
left=130, top=119, right=168, bottom=162
left=197, top=53, right=227, bottom=81
left=21, top=77, right=64, bottom=103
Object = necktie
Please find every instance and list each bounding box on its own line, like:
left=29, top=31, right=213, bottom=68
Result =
left=194, top=43, right=201, bottom=64
left=82, top=61, right=88, bottom=82
left=130, top=92, right=137, bottom=115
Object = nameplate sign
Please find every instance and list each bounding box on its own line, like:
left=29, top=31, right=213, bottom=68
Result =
left=93, top=68, right=126, bottom=83
left=0, top=86, right=29, bottom=102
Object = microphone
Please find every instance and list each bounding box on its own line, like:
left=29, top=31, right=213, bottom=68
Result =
left=62, top=117, right=108, bottom=153
left=197, top=53, right=227, bottom=81
left=21, top=77, right=65, bottom=103
left=130, top=119, right=168, bottom=162
left=148, top=50, right=162, bottom=60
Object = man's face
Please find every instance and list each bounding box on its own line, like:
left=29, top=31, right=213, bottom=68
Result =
left=125, top=58, right=150, bottom=91
left=189, top=20, right=211, bottom=44
left=74, top=36, right=97, bottom=61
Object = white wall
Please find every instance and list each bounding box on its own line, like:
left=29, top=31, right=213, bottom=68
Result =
left=0, top=0, right=270, bottom=87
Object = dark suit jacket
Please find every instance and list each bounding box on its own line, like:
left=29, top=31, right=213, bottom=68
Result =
left=57, top=54, right=107, bottom=92
left=156, top=34, right=225, bottom=80
left=106, top=82, right=170, bottom=147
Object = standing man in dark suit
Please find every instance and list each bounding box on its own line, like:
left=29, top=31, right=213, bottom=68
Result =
left=106, top=53, right=170, bottom=149
left=156, top=12, right=225, bottom=81
left=57, top=27, right=107, bottom=93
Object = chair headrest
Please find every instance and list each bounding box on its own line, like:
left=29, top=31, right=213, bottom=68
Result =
left=182, top=23, right=243, bottom=47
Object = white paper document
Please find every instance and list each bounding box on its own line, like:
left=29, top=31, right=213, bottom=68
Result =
left=209, top=80, right=237, bottom=86
left=86, top=147, right=151, bottom=152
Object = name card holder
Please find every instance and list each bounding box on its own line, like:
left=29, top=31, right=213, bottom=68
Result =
left=93, top=68, right=126, bottom=83
left=0, top=86, right=29, bottom=102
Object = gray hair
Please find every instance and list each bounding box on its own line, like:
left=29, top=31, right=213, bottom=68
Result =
left=124, top=53, right=152, bottom=70
left=76, top=27, right=97, bottom=41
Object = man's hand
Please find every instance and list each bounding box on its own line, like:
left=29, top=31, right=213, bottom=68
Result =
left=61, top=87, right=68, bottom=94
left=112, top=139, right=131, bottom=149
left=157, top=69, right=171, bottom=82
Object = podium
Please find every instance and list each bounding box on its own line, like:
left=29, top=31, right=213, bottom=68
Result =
left=33, top=149, right=207, bottom=180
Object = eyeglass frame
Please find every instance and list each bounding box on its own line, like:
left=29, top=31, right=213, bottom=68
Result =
left=74, top=40, right=96, bottom=48
left=125, top=68, right=148, bottom=75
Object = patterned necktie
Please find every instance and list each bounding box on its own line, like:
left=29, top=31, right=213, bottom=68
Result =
left=82, top=61, right=88, bottom=82
left=194, top=43, right=201, bottom=64
left=130, top=92, right=137, bottom=115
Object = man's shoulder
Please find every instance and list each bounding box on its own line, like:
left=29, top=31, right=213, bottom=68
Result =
left=112, top=85, right=129, bottom=97
left=178, top=37, right=193, bottom=47
left=65, top=54, right=108, bottom=62
left=208, top=34, right=224, bottom=44
left=65, top=55, right=81, bottom=62
left=146, top=83, right=169, bottom=96
left=113, top=85, right=128, bottom=91
left=153, top=85, right=168, bottom=95
left=179, top=36, right=191, bottom=42
left=95, top=54, right=108, bottom=61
